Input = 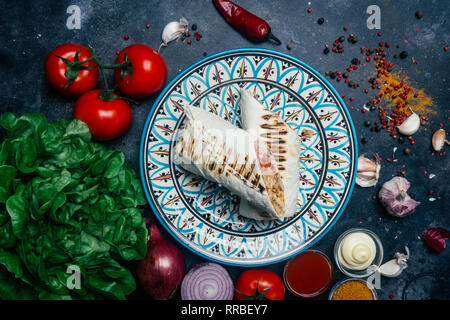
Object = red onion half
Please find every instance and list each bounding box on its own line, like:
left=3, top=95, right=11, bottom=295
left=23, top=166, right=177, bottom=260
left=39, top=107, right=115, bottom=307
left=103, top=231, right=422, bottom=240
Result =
left=181, top=262, right=234, bottom=300
left=137, top=223, right=186, bottom=300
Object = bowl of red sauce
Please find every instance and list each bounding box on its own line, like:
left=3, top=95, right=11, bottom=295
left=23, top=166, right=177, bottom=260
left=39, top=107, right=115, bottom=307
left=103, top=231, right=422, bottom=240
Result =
left=283, top=249, right=333, bottom=298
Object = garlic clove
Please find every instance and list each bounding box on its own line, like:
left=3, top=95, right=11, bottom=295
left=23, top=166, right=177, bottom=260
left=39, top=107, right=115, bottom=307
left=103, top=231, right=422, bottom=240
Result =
left=159, top=17, right=189, bottom=52
left=378, top=259, right=403, bottom=277
left=356, top=155, right=381, bottom=187
left=397, top=111, right=420, bottom=136
left=431, top=128, right=449, bottom=152
left=379, top=246, right=409, bottom=278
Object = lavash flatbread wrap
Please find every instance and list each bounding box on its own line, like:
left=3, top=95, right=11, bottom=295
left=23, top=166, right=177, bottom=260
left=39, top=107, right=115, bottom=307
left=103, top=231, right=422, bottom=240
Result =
left=173, top=105, right=287, bottom=220
left=238, top=89, right=301, bottom=220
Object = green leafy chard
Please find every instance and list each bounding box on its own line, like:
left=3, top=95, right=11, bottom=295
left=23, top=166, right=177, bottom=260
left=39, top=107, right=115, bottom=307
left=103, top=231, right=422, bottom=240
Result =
left=0, top=113, right=148, bottom=300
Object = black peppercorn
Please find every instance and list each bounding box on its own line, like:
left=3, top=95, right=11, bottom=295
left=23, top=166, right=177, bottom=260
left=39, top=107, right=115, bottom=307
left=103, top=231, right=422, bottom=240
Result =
left=398, top=137, right=404, bottom=143
left=191, top=24, right=198, bottom=31
left=364, top=120, right=371, bottom=127
left=403, top=147, right=411, bottom=155
left=361, top=137, right=368, bottom=144
left=338, top=36, right=345, bottom=43
left=399, top=51, right=408, bottom=59
left=337, top=43, right=343, bottom=50
left=415, top=10, right=424, bottom=19
left=343, top=72, right=349, bottom=78
left=323, top=47, right=330, bottom=54
left=330, top=72, right=336, bottom=79
left=351, top=58, right=359, bottom=64
left=287, top=43, right=293, bottom=50
left=317, top=17, right=325, bottom=24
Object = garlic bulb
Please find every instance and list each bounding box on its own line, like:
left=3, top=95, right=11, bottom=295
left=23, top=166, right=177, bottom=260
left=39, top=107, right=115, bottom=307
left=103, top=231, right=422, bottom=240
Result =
left=356, top=155, right=381, bottom=187
left=431, top=129, right=449, bottom=152
left=397, top=111, right=420, bottom=136
left=159, top=17, right=189, bottom=52
left=378, top=176, right=420, bottom=218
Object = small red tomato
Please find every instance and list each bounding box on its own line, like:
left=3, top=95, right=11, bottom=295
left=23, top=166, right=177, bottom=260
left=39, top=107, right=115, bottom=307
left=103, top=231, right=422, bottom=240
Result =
left=114, top=44, right=167, bottom=99
left=73, top=90, right=132, bottom=141
left=234, top=269, right=285, bottom=300
left=45, top=44, right=99, bottom=96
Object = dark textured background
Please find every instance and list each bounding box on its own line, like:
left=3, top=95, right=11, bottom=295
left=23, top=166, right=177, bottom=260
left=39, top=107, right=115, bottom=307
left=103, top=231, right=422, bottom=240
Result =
left=0, top=0, right=448, bottom=300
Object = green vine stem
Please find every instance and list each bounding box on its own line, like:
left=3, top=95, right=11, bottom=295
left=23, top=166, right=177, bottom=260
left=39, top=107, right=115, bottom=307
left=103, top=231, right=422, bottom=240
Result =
left=70, top=45, right=140, bottom=105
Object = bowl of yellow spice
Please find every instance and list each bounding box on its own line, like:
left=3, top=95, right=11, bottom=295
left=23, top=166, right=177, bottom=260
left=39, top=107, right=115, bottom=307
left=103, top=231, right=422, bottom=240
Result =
left=329, top=278, right=377, bottom=300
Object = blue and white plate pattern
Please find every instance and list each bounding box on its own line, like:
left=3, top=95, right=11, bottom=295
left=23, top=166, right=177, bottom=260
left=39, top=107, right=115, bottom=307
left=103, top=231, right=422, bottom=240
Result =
left=140, top=48, right=358, bottom=266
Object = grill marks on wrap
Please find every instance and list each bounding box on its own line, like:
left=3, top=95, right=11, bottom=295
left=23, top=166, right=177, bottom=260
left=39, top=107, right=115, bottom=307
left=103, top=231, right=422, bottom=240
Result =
left=259, top=113, right=289, bottom=174
left=176, top=123, right=268, bottom=194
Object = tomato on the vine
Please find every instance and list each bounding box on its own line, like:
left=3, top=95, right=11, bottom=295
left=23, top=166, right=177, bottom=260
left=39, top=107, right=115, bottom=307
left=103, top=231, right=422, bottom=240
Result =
left=73, top=89, right=132, bottom=141
left=114, top=44, right=167, bottom=99
left=234, top=269, right=285, bottom=300
left=45, top=44, right=99, bottom=96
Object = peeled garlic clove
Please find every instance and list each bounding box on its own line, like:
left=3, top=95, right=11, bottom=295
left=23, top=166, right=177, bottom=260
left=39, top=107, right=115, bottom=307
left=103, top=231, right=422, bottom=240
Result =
left=356, top=155, right=381, bottom=187
left=379, top=259, right=403, bottom=277
left=432, top=129, right=448, bottom=152
left=397, top=111, right=420, bottom=136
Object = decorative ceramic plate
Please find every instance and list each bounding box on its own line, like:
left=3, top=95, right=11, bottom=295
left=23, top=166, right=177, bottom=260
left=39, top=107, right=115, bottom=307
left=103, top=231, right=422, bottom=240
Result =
left=140, top=48, right=357, bottom=266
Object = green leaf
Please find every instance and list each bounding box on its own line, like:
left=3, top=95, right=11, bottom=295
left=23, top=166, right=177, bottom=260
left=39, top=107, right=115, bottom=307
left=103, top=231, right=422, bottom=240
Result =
left=15, top=137, right=38, bottom=173
left=6, top=195, right=29, bottom=239
left=0, top=112, right=20, bottom=131
left=104, top=152, right=125, bottom=179
left=0, top=265, right=37, bottom=300
left=51, top=169, right=72, bottom=192
left=0, top=165, right=18, bottom=203
left=0, top=113, right=148, bottom=300
left=64, top=119, right=92, bottom=142
left=0, top=248, right=23, bottom=278
left=85, top=268, right=136, bottom=300
left=0, top=139, right=11, bottom=165
left=40, top=124, right=64, bottom=154
left=0, top=219, right=16, bottom=249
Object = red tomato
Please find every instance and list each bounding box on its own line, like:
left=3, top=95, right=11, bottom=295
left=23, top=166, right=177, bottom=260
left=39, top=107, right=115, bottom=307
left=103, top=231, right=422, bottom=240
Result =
left=234, top=269, right=285, bottom=300
left=114, top=44, right=167, bottom=99
left=73, top=90, right=132, bottom=141
left=45, top=44, right=99, bottom=96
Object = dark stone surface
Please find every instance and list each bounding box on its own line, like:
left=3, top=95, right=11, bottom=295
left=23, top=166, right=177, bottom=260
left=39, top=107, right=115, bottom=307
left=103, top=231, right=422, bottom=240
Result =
left=0, top=0, right=448, bottom=300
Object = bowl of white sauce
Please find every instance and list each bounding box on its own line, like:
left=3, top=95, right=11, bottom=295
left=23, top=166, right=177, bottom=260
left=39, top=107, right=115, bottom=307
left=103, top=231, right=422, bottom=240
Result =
left=333, top=228, right=383, bottom=278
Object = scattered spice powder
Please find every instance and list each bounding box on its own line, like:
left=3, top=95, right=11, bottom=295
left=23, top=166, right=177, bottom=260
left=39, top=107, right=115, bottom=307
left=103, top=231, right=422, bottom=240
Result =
left=374, top=68, right=435, bottom=115
left=332, top=280, right=374, bottom=300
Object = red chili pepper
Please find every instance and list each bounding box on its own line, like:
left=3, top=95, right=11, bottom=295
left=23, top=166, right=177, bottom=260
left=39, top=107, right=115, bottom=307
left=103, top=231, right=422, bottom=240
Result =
left=213, top=0, right=281, bottom=45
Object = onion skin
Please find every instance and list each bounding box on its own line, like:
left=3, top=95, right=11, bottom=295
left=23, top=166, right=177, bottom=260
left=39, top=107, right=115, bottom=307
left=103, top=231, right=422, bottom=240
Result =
left=424, top=227, right=450, bottom=253
left=378, top=176, right=420, bottom=218
left=137, top=223, right=186, bottom=300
